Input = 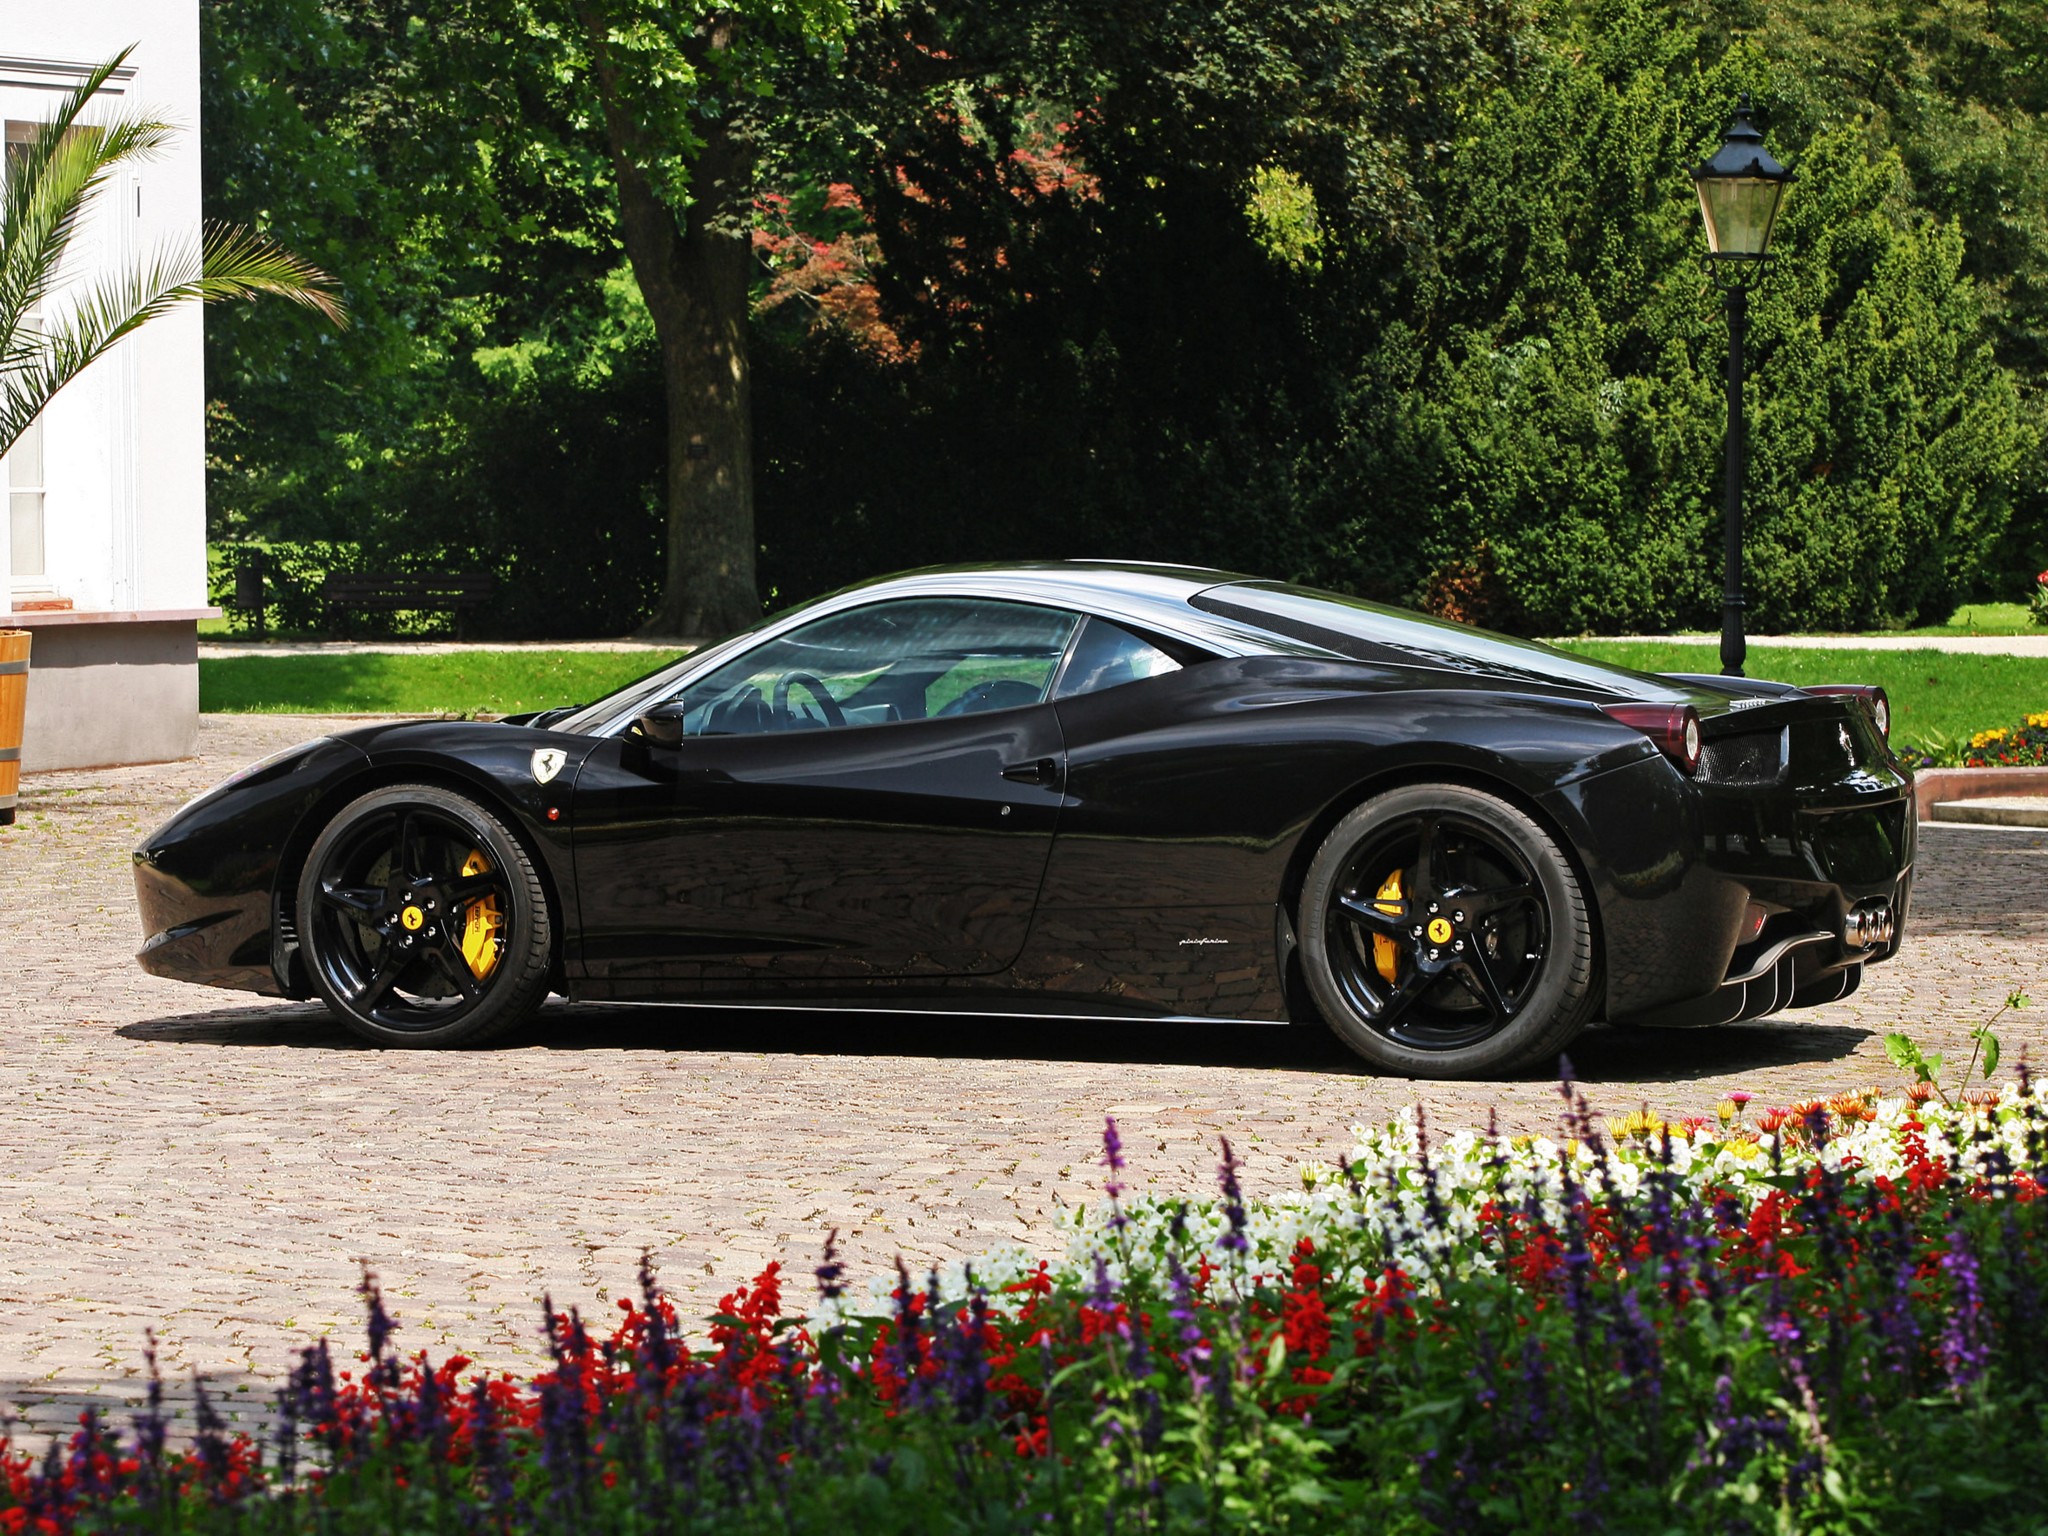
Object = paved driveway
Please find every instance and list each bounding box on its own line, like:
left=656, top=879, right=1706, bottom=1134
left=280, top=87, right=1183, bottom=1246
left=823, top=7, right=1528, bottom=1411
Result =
left=4, top=714, right=2045, bottom=1443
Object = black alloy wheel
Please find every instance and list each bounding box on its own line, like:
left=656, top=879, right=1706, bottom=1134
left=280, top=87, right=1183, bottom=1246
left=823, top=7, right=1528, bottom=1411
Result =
left=296, top=784, right=553, bottom=1046
left=1299, top=784, right=1598, bottom=1079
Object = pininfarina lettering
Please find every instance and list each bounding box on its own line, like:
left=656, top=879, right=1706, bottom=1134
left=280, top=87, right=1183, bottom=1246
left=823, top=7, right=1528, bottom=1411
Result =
left=1178, top=937, right=1230, bottom=946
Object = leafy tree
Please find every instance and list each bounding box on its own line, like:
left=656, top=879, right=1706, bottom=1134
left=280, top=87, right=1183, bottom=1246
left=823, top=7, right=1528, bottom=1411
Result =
left=197, top=0, right=2045, bottom=635
left=464, top=0, right=856, bottom=637
left=1330, top=6, right=2038, bottom=632
left=3, top=49, right=340, bottom=460
left=752, top=0, right=2034, bottom=632
left=206, top=0, right=857, bottom=638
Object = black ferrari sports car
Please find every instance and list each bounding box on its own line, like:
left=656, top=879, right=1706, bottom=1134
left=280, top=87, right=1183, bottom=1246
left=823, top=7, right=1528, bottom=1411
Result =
left=135, top=562, right=1913, bottom=1078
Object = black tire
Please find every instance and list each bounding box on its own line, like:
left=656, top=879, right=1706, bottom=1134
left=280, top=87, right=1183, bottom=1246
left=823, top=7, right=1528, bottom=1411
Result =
left=1298, top=784, right=1598, bottom=1079
left=296, top=784, right=553, bottom=1047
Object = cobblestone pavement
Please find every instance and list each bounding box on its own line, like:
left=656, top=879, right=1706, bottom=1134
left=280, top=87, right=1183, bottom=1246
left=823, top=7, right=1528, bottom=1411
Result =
left=3, top=715, right=2045, bottom=1444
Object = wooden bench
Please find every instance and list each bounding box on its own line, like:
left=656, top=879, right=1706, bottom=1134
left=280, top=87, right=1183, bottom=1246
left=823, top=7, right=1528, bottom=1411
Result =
left=322, top=572, right=496, bottom=638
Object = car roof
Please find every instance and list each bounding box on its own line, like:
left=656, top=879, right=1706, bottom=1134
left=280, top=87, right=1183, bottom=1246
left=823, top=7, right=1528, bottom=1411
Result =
left=834, top=563, right=1693, bottom=703
left=563, top=560, right=1693, bottom=736
left=805, top=561, right=1301, bottom=654
left=830, top=560, right=1243, bottom=607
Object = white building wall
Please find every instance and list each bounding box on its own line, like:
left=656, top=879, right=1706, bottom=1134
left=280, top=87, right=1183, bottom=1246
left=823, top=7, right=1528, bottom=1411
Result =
left=2, top=1, right=213, bottom=769
left=2, top=0, right=206, bottom=616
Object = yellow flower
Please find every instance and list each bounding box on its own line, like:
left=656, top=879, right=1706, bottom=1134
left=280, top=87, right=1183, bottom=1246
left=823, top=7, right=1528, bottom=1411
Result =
left=1717, top=1099, right=1739, bottom=1124
left=1722, top=1138, right=1762, bottom=1161
left=1609, top=1108, right=1666, bottom=1142
left=2027, top=712, right=2048, bottom=730
left=1970, top=727, right=2010, bottom=749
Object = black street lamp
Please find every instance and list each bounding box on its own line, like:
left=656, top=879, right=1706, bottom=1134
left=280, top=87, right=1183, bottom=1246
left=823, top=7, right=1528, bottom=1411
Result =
left=1692, top=95, right=1792, bottom=678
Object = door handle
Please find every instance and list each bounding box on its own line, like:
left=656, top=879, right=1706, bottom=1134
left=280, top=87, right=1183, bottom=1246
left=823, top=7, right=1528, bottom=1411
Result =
left=1001, top=758, right=1060, bottom=787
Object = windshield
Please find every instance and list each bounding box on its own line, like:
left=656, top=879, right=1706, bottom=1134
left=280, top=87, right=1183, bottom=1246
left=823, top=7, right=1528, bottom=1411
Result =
left=1188, top=581, right=1684, bottom=698
left=550, top=623, right=775, bottom=737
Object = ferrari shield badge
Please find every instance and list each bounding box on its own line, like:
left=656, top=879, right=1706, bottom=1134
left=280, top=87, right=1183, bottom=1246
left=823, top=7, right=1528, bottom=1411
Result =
left=531, top=748, right=567, bottom=785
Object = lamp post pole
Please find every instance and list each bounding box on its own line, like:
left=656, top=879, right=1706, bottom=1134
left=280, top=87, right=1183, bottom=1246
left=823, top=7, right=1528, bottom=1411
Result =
left=1721, top=283, right=1747, bottom=678
left=1691, top=94, right=1790, bottom=679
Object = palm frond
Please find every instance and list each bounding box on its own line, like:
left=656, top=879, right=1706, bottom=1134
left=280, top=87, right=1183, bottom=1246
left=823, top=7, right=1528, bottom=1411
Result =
left=195, top=224, right=347, bottom=327
left=0, top=47, right=183, bottom=385
left=0, top=48, right=344, bottom=460
left=0, top=228, right=344, bottom=459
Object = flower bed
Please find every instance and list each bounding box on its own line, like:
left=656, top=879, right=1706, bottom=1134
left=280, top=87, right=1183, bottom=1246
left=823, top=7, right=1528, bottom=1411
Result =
left=8, top=1069, right=2048, bottom=1534
left=1908, top=710, right=2048, bottom=769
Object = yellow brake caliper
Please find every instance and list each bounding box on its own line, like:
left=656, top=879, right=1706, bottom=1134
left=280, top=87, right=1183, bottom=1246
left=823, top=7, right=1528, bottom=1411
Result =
left=460, top=849, right=503, bottom=979
left=1372, top=870, right=1405, bottom=983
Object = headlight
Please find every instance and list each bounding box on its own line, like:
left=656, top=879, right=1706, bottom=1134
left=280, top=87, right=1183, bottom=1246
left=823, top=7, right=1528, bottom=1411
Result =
left=167, top=738, right=334, bottom=821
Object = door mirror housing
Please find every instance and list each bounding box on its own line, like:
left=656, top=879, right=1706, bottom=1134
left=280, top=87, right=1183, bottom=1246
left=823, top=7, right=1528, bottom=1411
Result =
left=636, top=701, right=688, bottom=747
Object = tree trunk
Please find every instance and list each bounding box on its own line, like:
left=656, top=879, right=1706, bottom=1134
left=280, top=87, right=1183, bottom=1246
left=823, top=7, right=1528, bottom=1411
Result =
left=585, top=16, right=760, bottom=641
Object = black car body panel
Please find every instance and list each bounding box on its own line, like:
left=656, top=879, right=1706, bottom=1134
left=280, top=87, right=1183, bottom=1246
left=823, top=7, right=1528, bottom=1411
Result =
left=134, top=563, right=1915, bottom=1038
left=135, top=735, right=371, bottom=995
left=569, top=702, right=1067, bottom=987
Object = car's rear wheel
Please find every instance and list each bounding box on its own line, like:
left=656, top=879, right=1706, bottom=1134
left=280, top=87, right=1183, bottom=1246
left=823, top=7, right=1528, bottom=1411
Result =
left=1299, top=784, right=1598, bottom=1079
left=297, top=784, right=553, bottom=1047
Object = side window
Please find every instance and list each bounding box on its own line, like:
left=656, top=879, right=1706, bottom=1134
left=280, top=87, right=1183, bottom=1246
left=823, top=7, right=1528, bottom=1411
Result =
left=1052, top=616, right=1184, bottom=701
left=668, top=598, right=1079, bottom=737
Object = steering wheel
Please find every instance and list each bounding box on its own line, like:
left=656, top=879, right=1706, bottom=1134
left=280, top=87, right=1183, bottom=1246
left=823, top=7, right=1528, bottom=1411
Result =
left=771, top=670, right=847, bottom=729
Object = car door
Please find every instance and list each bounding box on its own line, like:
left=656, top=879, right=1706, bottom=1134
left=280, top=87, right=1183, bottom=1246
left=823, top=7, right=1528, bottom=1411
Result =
left=569, top=597, right=1077, bottom=990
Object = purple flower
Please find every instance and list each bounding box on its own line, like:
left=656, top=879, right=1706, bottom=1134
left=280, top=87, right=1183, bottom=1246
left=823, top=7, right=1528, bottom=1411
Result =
left=1164, top=1249, right=1209, bottom=1384
left=1610, top=1288, right=1662, bottom=1416
left=891, top=1259, right=928, bottom=1411
left=1414, top=1106, right=1450, bottom=1236
left=190, top=1373, right=235, bottom=1505
left=538, top=1298, right=592, bottom=1515
left=270, top=1376, right=300, bottom=1489
left=1554, top=1156, right=1596, bottom=1353
left=470, top=1375, right=519, bottom=1518
left=814, top=1229, right=845, bottom=1307
left=637, top=1251, right=679, bottom=1386
left=1090, top=1251, right=1117, bottom=1310
left=1690, top=1374, right=1794, bottom=1494
left=1518, top=1333, right=1550, bottom=1443
left=1216, top=1137, right=1249, bottom=1257
left=65, top=1409, right=110, bottom=1504
left=1102, top=1115, right=1127, bottom=1204
left=358, top=1265, right=397, bottom=1366
left=938, top=1272, right=992, bottom=1422
left=1763, top=1307, right=1802, bottom=1349
left=1939, top=1220, right=1991, bottom=1390
left=130, top=1330, right=169, bottom=1502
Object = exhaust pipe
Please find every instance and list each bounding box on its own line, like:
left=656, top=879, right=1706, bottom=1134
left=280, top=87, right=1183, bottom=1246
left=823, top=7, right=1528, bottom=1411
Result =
left=1845, top=901, right=1895, bottom=951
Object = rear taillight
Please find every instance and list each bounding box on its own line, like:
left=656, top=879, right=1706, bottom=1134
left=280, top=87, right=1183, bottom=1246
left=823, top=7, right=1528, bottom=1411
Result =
left=1805, top=684, right=1890, bottom=740
left=1601, top=702, right=1703, bottom=774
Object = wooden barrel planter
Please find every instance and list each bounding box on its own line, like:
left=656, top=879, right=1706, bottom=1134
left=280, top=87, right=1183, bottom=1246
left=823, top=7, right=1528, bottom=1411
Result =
left=0, top=630, right=27, bottom=826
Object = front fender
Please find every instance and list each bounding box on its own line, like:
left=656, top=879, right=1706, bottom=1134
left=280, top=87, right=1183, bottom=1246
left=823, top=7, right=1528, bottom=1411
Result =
left=135, top=735, right=373, bottom=994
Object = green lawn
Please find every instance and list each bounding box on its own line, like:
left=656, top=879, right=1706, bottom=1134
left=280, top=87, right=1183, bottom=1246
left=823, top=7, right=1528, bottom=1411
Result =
left=199, top=650, right=674, bottom=716
left=1560, top=641, right=2048, bottom=746
left=200, top=639, right=2048, bottom=749
left=1893, top=601, right=2039, bottom=636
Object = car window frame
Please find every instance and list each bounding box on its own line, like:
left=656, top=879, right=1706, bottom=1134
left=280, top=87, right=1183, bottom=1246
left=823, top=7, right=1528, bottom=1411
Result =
left=647, top=595, right=1090, bottom=741
left=561, top=576, right=1285, bottom=740
left=1047, top=614, right=1198, bottom=703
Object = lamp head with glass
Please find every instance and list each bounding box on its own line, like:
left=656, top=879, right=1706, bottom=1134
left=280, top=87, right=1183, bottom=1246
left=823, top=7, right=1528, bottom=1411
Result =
left=1693, top=94, right=1791, bottom=280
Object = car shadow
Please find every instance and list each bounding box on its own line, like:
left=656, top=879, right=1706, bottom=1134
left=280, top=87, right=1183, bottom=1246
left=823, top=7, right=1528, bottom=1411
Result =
left=116, top=998, right=1869, bottom=1081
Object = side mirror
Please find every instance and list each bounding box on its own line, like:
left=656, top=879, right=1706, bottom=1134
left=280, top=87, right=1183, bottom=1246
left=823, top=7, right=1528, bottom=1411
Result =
left=636, top=701, right=688, bottom=746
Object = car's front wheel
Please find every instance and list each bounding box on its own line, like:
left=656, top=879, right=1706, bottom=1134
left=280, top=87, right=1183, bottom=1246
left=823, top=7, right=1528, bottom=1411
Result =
left=1298, top=784, right=1598, bottom=1079
left=296, top=784, right=553, bottom=1047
